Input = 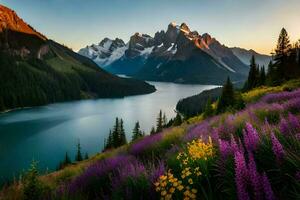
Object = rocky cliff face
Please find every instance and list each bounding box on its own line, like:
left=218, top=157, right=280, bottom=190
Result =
left=79, top=22, right=268, bottom=84
left=0, top=5, right=46, bottom=40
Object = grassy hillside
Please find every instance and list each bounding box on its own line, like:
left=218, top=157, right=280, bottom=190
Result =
left=0, top=32, right=156, bottom=112
left=1, top=80, right=300, bottom=200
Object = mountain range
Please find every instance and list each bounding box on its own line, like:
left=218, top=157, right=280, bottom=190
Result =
left=79, top=22, right=271, bottom=84
left=0, top=4, right=155, bottom=112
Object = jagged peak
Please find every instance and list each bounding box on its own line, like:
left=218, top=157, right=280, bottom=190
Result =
left=0, top=4, right=47, bottom=40
left=169, top=22, right=177, bottom=27
left=180, top=23, right=191, bottom=33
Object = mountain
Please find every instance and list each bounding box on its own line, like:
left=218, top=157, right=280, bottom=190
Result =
left=0, top=4, right=155, bottom=112
left=231, top=47, right=272, bottom=67
left=79, top=22, right=249, bottom=84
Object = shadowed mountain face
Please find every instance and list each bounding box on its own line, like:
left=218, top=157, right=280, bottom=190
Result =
left=79, top=22, right=258, bottom=84
left=0, top=4, right=155, bottom=112
left=231, top=47, right=272, bottom=68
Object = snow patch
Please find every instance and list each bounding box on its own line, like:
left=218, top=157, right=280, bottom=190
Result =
left=140, top=46, right=154, bottom=57
left=156, top=63, right=162, bottom=69
left=157, top=43, right=163, bottom=48
left=166, top=43, right=177, bottom=54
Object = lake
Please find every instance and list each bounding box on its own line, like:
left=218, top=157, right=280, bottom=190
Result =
left=0, top=81, right=217, bottom=183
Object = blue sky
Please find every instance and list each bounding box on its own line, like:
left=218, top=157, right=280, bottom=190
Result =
left=1, top=0, right=299, bottom=54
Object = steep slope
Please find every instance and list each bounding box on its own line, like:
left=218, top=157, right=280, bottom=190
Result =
left=0, top=4, right=155, bottom=112
left=231, top=47, right=272, bottom=67
left=135, top=23, right=247, bottom=84
left=79, top=22, right=249, bottom=84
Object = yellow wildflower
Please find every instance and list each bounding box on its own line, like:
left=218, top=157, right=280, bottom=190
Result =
left=161, top=190, right=167, bottom=196
left=191, top=188, right=197, bottom=194
left=169, top=187, right=176, bottom=194
left=177, top=185, right=184, bottom=191
left=165, top=194, right=172, bottom=200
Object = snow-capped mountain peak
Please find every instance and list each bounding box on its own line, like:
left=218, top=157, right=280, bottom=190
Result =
left=78, top=37, right=126, bottom=67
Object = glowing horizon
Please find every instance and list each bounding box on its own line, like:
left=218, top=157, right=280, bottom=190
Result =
left=0, top=0, right=299, bottom=55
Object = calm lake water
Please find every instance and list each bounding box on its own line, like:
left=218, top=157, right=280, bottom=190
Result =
left=0, top=81, right=217, bottom=183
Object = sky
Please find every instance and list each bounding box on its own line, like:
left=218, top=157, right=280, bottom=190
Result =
left=1, top=0, right=299, bottom=54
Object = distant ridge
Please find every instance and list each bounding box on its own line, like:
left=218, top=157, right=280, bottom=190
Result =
left=0, top=4, right=155, bottom=112
left=79, top=22, right=254, bottom=84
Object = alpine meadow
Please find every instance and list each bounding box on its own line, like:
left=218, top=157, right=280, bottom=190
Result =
left=0, top=1, right=299, bottom=200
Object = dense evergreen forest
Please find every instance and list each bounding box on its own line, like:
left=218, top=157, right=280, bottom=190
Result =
left=0, top=31, right=155, bottom=112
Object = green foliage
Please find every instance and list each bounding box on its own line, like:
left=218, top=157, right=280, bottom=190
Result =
left=243, top=55, right=267, bottom=91
left=23, top=160, right=42, bottom=200
left=84, top=153, right=89, bottom=160
left=104, top=117, right=128, bottom=149
left=132, top=121, right=144, bottom=142
left=112, top=175, right=151, bottom=200
left=267, top=28, right=300, bottom=85
left=173, top=113, right=183, bottom=126
left=156, top=110, right=163, bottom=133
left=75, top=140, right=83, bottom=162
left=203, top=98, right=214, bottom=118
left=150, top=126, right=156, bottom=135
left=217, top=77, right=235, bottom=113
left=0, top=32, right=155, bottom=112
left=176, top=87, right=222, bottom=118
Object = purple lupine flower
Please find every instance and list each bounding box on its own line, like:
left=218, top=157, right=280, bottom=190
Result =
left=243, top=122, right=260, bottom=152
left=149, top=161, right=165, bottom=183
left=279, top=117, right=290, bottom=135
left=270, top=132, right=284, bottom=162
left=129, top=133, right=163, bottom=155
left=283, top=97, right=300, bottom=112
left=184, top=121, right=210, bottom=141
left=211, top=128, right=219, bottom=142
left=262, top=89, right=300, bottom=103
left=230, top=135, right=240, bottom=153
left=234, top=151, right=250, bottom=200
left=109, top=157, right=153, bottom=200
left=63, top=155, right=132, bottom=198
left=111, top=158, right=146, bottom=190
left=261, top=119, right=274, bottom=135
left=247, top=152, right=262, bottom=199
left=219, top=139, right=232, bottom=158
left=261, top=172, right=275, bottom=200
left=288, top=113, right=300, bottom=132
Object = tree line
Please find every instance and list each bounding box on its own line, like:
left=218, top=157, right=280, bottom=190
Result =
left=104, top=110, right=183, bottom=150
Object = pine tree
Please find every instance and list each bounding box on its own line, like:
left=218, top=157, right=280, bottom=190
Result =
left=84, top=153, right=89, bottom=160
left=105, top=130, right=113, bottom=149
left=150, top=126, right=156, bottom=135
left=203, top=97, right=214, bottom=118
left=156, top=110, right=163, bottom=133
left=274, top=28, right=292, bottom=83
left=119, top=119, right=127, bottom=145
left=75, top=140, right=83, bottom=162
left=163, top=113, right=167, bottom=127
left=266, top=61, right=275, bottom=85
left=217, top=77, right=235, bottom=113
left=132, top=121, right=143, bottom=141
left=23, top=160, right=42, bottom=200
left=64, top=152, right=71, bottom=165
left=259, top=66, right=266, bottom=85
left=275, top=28, right=291, bottom=62
left=244, top=55, right=259, bottom=90
left=173, top=113, right=182, bottom=126
left=112, top=118, right=119, bottom=147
